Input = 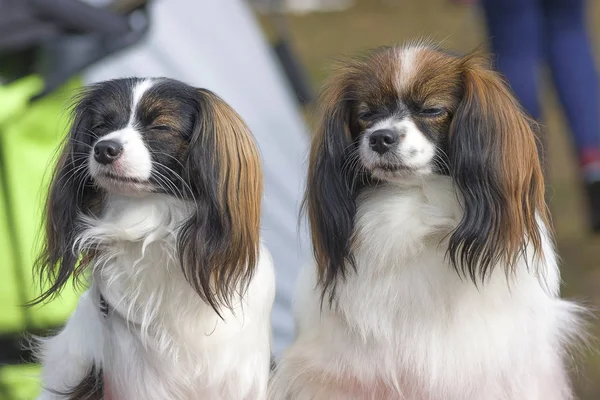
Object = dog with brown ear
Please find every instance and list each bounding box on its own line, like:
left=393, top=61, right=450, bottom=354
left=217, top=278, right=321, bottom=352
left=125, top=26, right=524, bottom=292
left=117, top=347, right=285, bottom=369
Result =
left=34, top=78, right=274, bottom=400
left=269, top=43, right=582, bottom=400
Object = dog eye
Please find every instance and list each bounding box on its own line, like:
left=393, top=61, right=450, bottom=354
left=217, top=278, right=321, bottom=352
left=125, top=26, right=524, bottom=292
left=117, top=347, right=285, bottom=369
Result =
left=358, top=111, right=375, bottom=121
left=92, top=122, right=108, bottom=131
left=419, top=108, right=445, bottom=117
left=150, top=125, right=173, bottom=132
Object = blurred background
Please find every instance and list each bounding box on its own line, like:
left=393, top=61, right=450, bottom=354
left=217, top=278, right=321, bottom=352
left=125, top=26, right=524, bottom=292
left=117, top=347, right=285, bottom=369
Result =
left=0, top=0, right=599, bottom=398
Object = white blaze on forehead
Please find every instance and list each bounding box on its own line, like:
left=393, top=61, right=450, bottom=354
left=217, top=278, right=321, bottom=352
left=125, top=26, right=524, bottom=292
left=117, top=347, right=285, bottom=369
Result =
left=396, top=46, right=423, bottom=92
left=128, top=79, right=155, bottom=127
left=89, top=79, right=156, bottom=182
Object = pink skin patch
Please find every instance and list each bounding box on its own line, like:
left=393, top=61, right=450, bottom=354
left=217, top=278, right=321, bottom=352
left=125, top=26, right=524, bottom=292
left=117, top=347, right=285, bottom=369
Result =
left=104, top=375, right=114, bottom=400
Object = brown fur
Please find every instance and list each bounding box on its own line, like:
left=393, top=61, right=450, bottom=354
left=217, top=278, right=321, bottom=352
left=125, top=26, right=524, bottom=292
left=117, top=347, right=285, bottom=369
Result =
left=139, top=94, right=186, bottom=132
left=448, top=51, right=549, bottom=273
left=199, top=90, right=263, bottom=306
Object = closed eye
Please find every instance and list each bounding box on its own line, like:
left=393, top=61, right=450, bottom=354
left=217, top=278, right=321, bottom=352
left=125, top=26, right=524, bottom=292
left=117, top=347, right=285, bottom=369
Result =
left=92, top=123, right=108, bottom=131
left=150, top=125, right=173, bottom=131
left=419, top=108, right=445, bottom=117
left=358, top=111, right=376, bottom=121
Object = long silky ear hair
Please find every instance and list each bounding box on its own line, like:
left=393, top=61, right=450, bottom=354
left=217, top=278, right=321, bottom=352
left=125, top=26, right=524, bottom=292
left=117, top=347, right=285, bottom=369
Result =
left=178, top=89, right=262, bottom=315
left=304, top=68, right=362, bottom=303
left=447, top=52, right=549, bottom=282
left=31, top=96, right=100, bottom=305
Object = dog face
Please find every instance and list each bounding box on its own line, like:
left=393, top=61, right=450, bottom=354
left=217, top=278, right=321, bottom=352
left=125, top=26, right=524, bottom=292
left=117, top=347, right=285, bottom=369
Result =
left=84, top=79, right=194, bottom=196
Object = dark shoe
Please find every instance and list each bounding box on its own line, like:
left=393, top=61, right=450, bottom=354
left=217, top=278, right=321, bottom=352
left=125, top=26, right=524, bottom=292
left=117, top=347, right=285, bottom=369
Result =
left=586, top=180, right=600, bottom=232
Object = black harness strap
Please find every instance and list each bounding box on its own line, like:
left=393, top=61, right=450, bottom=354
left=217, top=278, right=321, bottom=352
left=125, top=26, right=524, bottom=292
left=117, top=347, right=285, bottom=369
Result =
left=99, top=294, right=110, bottom=318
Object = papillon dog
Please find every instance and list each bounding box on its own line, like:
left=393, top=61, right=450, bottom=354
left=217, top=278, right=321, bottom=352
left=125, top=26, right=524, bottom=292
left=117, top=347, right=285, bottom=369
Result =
left=269, top=43, right=582, bottom=400
left=33, top=78, right=275, bottom=400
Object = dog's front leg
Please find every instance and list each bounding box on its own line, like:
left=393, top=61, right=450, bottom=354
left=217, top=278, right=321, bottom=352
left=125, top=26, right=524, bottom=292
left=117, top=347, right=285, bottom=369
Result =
left=36, top=290, right=105, bottom=399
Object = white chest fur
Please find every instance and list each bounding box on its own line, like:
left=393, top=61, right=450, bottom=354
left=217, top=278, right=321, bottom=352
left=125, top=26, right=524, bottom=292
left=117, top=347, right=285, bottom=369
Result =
left=284, top=178, right=580, bottom=400
left=78, top=195, right=275, bottom=400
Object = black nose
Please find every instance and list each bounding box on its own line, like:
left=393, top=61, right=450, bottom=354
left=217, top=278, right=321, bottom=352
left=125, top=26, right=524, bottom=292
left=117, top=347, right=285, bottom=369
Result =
left=93, top=140, right=123, bottom=164
left=369, top=129, right=399, bottom=155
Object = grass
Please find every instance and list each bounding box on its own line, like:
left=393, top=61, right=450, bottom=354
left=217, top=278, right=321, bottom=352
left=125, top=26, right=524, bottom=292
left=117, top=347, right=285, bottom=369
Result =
left=261, top=0, right=600, bottom=397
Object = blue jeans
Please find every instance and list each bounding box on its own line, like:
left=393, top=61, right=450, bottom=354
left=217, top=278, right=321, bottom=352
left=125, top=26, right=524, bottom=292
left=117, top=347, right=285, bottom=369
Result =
left=481, top=0, right=600, bottom=165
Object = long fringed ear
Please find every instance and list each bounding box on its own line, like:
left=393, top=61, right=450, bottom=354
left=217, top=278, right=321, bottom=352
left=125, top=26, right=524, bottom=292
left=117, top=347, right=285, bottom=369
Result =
left=178, top=89, right=262, bottom=315
left=304, top=72, right=360, bottom=302
left=31, top=101, right=99, bottom=305
left=447, top=52, right=549, bottom=282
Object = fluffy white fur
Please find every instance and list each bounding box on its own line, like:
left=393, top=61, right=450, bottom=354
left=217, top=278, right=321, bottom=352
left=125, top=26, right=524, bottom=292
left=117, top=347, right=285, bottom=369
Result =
left=37, top=194, right=275, bottom=399
left=269, top=177, right=581, bottom=400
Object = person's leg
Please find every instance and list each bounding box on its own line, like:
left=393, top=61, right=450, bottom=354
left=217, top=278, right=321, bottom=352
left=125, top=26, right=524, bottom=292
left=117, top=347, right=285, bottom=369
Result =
left=542, top=0, right=600, bottom=231
left=542, top=0, right=600, bottom=174
left=479, top=0, right=543, bottom=120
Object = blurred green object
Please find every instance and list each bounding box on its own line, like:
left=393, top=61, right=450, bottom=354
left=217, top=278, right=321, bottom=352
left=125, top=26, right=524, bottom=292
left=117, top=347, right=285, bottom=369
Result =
left=0, top=76, right=81, bottom=399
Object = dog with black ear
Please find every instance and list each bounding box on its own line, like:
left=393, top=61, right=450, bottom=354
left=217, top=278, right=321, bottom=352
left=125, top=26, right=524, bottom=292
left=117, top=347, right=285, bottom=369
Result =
left=269, top=43, right=582, bottom=400
left=33, top=78, right=274, bottom=400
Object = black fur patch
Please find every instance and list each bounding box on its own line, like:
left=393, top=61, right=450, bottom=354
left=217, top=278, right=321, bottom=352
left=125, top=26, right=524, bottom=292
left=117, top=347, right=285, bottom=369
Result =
left=48, top=365, right=103, bottom=400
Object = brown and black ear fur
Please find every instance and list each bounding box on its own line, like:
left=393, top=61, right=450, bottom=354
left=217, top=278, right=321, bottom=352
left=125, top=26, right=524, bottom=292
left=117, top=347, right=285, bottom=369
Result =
left=178, top=89, right=263, bottom=315
left=304, top=62, right=367, bottom=303
left=447, top=51, right=549, bottom=282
